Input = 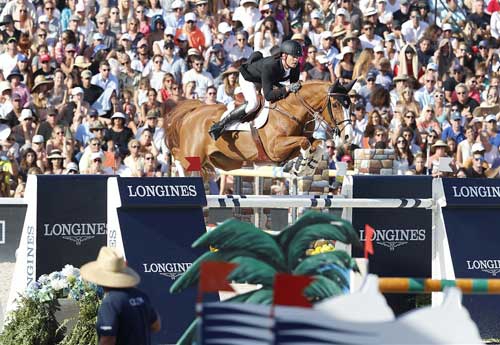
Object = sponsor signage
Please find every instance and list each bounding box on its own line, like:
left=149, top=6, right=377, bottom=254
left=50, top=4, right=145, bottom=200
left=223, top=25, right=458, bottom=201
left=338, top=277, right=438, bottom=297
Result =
left=443, top=178, right=500, bottom=207
left=442, top=179, right=500, bottom=337
left=117, top=177, right=206, bottom=207
left=36, top=176, right=108, bottom=278
left=352, top=176, right=432, bottom=314
left=115, top=177, right=207, bottom=344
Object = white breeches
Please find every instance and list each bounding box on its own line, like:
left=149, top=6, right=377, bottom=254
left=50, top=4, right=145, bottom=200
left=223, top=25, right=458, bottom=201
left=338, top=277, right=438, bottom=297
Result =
left=239, top=73, right=259, bottom=114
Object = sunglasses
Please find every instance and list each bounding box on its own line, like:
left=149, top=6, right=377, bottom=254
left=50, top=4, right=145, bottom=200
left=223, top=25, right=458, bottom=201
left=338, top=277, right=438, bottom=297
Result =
left=45, top=7, right=54, bottom=10
left=474, top=156, right=485, bottom=161
left=397, top=140, right=406, bottom=144
left=326, top=145, right=334, bottom=149
left=187, top=20, right=195, bottom=24
left=405, top=115, right=415, bottom=119
left=131, top=145, right=139, bottom=148
left=375, top=133, right=384, bottom=136
left=207, top=92, right=216, bottom=95
left=93, top=158, right=102, bottom=162
left=426, top=80, right=435, bottom=83
left=145, top=156, right=154, bottom=160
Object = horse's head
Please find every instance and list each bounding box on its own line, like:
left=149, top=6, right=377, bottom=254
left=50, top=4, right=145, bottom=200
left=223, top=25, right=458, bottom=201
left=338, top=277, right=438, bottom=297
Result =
left=322, top=79, right=356, bottom=140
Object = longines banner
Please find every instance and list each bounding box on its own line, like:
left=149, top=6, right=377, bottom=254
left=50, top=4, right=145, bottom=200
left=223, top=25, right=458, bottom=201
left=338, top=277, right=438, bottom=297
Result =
left=442, top=178, right=500, bottom=338
left=113, top=177, right=207, bottom=345
left=351, top=176, right=432, bottom=313
left=36, top=175, right=108, bottom=277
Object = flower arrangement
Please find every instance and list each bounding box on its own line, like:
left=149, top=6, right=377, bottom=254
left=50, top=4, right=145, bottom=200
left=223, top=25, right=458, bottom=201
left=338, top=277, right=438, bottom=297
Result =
left=0, top=265, right=103, bottom=345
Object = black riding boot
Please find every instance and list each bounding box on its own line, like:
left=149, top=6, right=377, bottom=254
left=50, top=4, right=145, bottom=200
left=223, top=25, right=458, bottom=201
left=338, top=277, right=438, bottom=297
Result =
left=209, top=103, right=248, bottom=141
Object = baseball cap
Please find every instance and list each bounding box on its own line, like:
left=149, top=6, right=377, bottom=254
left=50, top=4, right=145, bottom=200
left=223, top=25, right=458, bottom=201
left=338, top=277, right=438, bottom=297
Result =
left=311, top=9, right=322, bottom=19
left=363, top=7, right=377, bottom=16
left=17, top=54, right=28, bottom=62
left=19, top=109, right=33, bottom=121
left=70, top=14, right=81, bottom=21
left=485, top=114, right=497, bottom=122
left=38, top=15, right=49, bottom=24
left=65, top=43, right=76, bottom=52
left=442, top=23, right=452, bottom=31
left=93, top=32, right=104, bottom=41
left=11, top=93, right=21, bottom=100
left=164, top=27, right=176, bottom=36
left=93, top=44, right=108, bottom=55
left=177, top=33, right=188, bottom=41
left=427, top=62, right=438, bottom=71
left=71, top=87, right=84, bottom=95
left=90, top=151, right=104, bottom=161
left=218, top=22, right=232, bottom=34
left=355, top=100, right=365, bottom=109
left=81, top=70, right=92, bottom=78
left=120, top=33, right=131, bottom=41
left=479, top=40, right=489, bottom=48
left=374, top=45, right=384, bottom=53
left=320, top=31, right=333, bottom=40
left=88, top=108, right=99, bottom=117
left=184, top=12, right=196, bottom=22
left=367, top=70, right=378, bottom=80
left=472, top=143, right=485, bottom=153
left=40, top=54, right=51, bottom=63
left=32, top=134, right=45, bottom=144
left=171, top=0, right=184, bottom=9
left=451, top=112, right=462, bottom=121
left=66, top=162, right=79, bottom=173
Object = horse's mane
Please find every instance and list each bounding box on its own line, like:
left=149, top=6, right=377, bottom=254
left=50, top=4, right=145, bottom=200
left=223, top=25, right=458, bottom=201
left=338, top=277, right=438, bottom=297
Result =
left=165, top=99, right=204, bottom=149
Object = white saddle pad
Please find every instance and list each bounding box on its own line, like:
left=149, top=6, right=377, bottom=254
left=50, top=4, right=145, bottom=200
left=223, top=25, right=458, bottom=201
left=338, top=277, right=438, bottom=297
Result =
left=222, top=101, right=270, bottom=131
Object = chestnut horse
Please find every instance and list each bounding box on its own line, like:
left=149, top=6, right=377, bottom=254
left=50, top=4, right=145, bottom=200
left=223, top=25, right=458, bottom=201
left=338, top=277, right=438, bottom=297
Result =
left=165, top=80, right=355, bottom=174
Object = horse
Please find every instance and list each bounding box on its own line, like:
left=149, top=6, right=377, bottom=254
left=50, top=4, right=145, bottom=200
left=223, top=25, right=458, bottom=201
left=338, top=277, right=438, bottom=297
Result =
left=165, top=79, right=355, bottom=176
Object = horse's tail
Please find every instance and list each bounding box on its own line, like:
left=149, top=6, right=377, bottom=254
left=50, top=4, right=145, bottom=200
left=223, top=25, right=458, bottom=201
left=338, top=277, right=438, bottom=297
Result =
left=165, top=100, right=204, bottom=151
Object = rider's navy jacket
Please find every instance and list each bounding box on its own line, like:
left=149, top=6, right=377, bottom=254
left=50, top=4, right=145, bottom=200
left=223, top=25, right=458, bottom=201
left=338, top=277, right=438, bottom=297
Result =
left=239, top=54, right=300, bottom=103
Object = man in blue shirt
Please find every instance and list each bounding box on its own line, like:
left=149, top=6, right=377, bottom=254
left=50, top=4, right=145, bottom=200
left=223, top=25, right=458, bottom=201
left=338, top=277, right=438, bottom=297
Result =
left=81, top=247, right=161, bottom=345
left=442, top=112, right=465, bottom=144
left=485, top=114, right=500, bottom=147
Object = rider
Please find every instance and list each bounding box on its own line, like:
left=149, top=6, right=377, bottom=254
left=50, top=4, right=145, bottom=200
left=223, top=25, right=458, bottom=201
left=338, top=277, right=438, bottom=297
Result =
left=209, top=40, right=303, bottom=140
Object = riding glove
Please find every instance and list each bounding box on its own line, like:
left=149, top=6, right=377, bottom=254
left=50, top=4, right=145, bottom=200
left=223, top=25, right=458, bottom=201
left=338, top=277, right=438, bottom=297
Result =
left=288, top=82, right=301, bottom=93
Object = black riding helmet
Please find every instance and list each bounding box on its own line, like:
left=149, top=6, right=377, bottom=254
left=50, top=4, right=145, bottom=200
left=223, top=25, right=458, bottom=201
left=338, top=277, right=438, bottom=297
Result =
left=280, top=40, right=303, bottom=57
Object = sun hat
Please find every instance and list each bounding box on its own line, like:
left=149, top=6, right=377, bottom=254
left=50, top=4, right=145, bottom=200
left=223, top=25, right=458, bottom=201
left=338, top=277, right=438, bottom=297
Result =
left=291, top=33, right=305, bottom=41
left=19, top=109, right=33, bottom=121
left=73, top=55, right=91, bottom=68
left=336, top=46, right=354, bottom=60
left=363, top=7, right=377, bottom=16
left=432, top=140, right=448, bottom=148
left=221, top=66, right=239, bottom=78
left=111, top=112, right=126, bottom=120
left=7, top=67, right=23, bottom=81
left=331, top=26, right=346, bottom=38
left=81, top=247, right=140, bottom=288
left=48, top=149, right=64, bottom=159
left=32, top=75, right=54, bottom=92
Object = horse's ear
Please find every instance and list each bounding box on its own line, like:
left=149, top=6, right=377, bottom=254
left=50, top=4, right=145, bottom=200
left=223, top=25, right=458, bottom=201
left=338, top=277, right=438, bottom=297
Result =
left=344, top=79, right=357, bottom=93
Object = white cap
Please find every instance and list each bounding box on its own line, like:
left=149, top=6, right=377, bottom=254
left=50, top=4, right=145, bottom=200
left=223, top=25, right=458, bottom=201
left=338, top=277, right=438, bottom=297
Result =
left=164, top=27, right=176, bottom=36
left=316, top=54, right=329, bottom=64
left=120, top=33, right=131, bottom=41
left=38, top=15, right=49, bottom=24
left=66, top=162, right=79, bottom=172
left=171, top=0, right=184, bottom=9
left=485, top=114, right=497, bottom=123
left=32, top=134, right=44, bottom=143
left=336, top=8, right=349, bottom=17
left=93, top=32, right=104, bottom=41
left=377, top=0, right=386, bottom=3
left=374, top=45, right=384, bottom=53
left=336, top=46, right=354, bottom=60
left=177, top=33, right=188, bottom=41
left=472, top=143, right=485, bottom=153
left=234, top=86, right=243, bottom=94
left=184, top=12, right=196, bottom=22
left=363, top=7, right=377, bottom=16
left=111, top=112, right=126, bottom=119
left=320, top=31, right=333, bottom=40
left=218, top=22, right=232, bottom=34
left=442, top=23, right=453, bottom=31
left=19, top=109, right=33, bottom=121
left=311, top=9, right=322, bottom=19
left=71, top=87, right=84, bottom=96
left=75, top=1, right=85, bottom=12
left=0, top=124, right=10, bottom=142
left=90, top=151, right=104, bottom=161
left=240, top=0, right=258, bottom=4
left=0, top=81, right=11, bottom=94
left=261, top=4, right=271, bottom=11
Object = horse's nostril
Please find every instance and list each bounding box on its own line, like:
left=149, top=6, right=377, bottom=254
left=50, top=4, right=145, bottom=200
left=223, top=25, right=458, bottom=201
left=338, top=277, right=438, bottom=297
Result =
left=345, top=135, right=349, bottom=140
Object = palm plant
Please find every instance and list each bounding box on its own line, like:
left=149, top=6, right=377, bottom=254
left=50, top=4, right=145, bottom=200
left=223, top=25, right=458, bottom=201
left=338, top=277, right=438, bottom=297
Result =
left=170, top=211, right=361, bottom=344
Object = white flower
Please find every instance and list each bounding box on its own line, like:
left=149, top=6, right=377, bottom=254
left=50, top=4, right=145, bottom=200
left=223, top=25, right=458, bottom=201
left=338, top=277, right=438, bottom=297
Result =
left=50, top=278, right=68, bottom=291
left=61, top=264, right=79, bottom=279
left=38, top=274, right=50, bottom=285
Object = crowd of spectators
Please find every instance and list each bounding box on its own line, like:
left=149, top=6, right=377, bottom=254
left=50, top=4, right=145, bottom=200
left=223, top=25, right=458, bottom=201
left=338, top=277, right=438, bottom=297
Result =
left=0, top=0, right=497, bottom=196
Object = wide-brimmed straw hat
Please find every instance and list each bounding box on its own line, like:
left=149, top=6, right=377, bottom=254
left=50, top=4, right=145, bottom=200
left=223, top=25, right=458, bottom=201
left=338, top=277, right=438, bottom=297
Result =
left=73, top=55, right=91, bottom=69
left=432, top=140, right=448, bottom=148
left=32, top=75, right=54, bottom=92
left=81, top=247, right=141, bottom=288
left=221, top=66, right=239, bottom=78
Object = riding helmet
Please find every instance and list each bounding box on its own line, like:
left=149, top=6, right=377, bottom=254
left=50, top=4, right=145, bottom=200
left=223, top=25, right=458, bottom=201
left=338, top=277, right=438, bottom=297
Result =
left=280, top=40, right=303, bottom=57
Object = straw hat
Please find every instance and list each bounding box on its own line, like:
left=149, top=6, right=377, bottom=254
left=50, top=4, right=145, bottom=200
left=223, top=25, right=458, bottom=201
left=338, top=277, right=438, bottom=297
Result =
left=432, top=140, right=448, bottom=148
left=47, top=149, right=64, bottom=159
left=81, top=247, right=141, bottom=288
left=32, top=75, right=54, bottom=92
left=73, top=55, right=91, bottom=69
left=221, top=66, right=239, bottom=78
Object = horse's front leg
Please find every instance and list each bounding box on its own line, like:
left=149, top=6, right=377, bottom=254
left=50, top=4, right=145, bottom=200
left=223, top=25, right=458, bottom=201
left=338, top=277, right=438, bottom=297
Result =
left=270, top=136, right=324, bottom=176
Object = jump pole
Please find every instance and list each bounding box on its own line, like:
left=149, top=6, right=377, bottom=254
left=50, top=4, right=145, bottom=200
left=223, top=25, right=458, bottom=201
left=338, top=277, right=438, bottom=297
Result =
left=379, top=278, right=500, bottom=294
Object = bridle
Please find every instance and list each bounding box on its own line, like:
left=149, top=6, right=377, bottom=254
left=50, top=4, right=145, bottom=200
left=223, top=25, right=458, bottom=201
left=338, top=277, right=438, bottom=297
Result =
left=271, top=86, right=352, bottom=139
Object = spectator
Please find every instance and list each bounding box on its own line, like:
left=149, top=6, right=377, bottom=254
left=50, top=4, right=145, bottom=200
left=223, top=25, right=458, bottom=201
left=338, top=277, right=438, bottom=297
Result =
left=217, top=66, right=239, bottom=105
left=228, top=30, right=253, bottom=63
left=91, top=61, right=120, bottom=96
left=182, top=54, right=213, bottom=100
left=124, top=139, right=144, bottom=176
left=45, top=149, right=65, bottom=174
left=393, top=135, right=415, bottom=175
left=105, top=112, right=134, bottom=155
left=456, top=126, right=477, bottom=167
left=465, top=145, right=488, bottom=178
